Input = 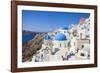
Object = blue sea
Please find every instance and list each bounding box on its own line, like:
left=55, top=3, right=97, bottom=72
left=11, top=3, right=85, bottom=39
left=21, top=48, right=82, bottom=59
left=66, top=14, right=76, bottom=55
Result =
left=22, top=34, right=35, bottom=45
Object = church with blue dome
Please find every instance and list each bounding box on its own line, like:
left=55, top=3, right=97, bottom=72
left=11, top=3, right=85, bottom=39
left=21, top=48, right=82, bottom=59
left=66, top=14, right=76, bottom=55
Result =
left=54, top=33, right=67, bottom=41
left=42, top=27, right=69, bottom=55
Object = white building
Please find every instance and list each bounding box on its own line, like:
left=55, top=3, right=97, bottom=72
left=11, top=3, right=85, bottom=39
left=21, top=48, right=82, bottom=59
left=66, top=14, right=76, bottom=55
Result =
left=77, top=18, right=90, bottom=39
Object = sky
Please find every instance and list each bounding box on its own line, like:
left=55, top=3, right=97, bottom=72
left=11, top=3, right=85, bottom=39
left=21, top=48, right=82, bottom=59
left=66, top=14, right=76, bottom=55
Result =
left=22, top=10, right=90, bottom=32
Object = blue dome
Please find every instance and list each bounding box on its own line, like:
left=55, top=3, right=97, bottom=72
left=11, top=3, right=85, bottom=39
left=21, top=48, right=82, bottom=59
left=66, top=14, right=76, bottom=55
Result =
left=44, top=35, right=51, bottom=40
left=55, top=33, right=67, bottom=41
left=62, top=27, right=69, bottom=30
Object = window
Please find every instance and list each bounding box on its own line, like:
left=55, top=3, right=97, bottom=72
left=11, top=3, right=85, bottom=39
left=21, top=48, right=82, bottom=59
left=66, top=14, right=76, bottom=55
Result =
left=60, top=43, right=61, bottom=47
